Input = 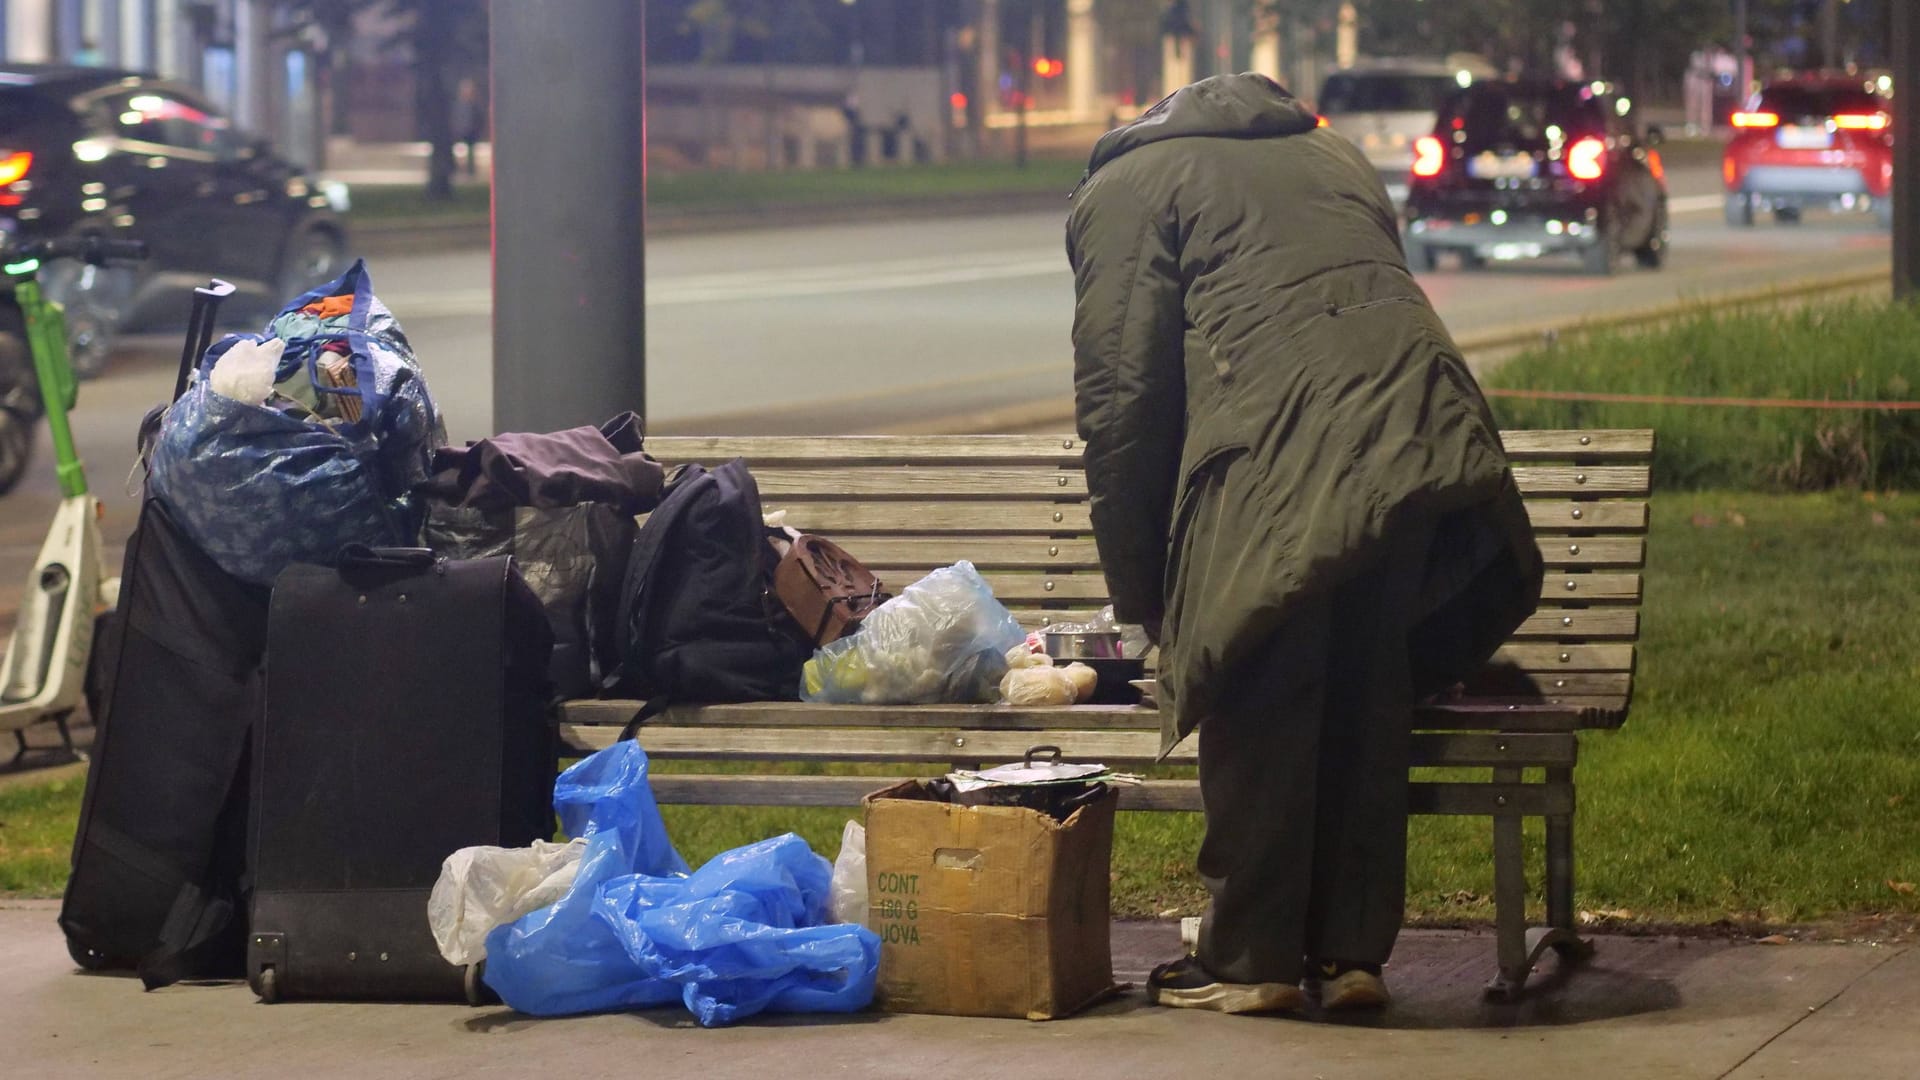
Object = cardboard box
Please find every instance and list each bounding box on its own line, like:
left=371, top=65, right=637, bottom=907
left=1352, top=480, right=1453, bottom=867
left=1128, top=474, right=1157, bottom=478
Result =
left=861, top=780, right=1118, bottom=1020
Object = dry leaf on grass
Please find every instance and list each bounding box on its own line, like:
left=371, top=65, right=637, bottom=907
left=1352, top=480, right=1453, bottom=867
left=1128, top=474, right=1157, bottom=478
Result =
left=1691, top=513, right=1718, bottom=529
left=1888, top=881, right=1917, bottom=896
left=1726, top=511, right=1748, bottom=527
left=1578, top=908, right=1636, bottom=924
left=1871, top=511, right=1889, bottom=526
left=1757, top=934, right=1792, bottom=945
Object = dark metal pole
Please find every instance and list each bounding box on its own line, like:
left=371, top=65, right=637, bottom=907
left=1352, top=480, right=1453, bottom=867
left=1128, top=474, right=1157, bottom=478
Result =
left=490, top=0, right=648, bottom=433
left=1896, top=0, right=1918, bottom=300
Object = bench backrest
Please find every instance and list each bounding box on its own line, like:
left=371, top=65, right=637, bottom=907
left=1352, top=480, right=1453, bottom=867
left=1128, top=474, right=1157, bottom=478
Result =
left=645, top=429, right=1652, bottom=726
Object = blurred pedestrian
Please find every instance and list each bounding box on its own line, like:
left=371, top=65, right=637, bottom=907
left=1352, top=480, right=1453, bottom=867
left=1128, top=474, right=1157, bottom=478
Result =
left=453, top=77, right=485, bottom=178
left=1066, top=73, right=1543, bottom=1015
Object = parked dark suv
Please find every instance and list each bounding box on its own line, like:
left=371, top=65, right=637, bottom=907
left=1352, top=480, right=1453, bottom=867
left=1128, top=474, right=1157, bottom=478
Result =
left=1403, top=79, right=1668, bottom=276
left=0, top=65, right=349, bottom=376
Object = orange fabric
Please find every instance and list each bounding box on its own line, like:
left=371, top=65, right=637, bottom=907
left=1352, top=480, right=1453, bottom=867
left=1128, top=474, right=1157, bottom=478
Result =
left=301, top=295, right=354, bottom=318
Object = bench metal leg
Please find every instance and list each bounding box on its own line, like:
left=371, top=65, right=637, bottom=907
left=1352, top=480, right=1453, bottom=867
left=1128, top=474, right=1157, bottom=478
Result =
left=53, top=710, right=84, bottom=761
left=1486, top=766, right=1531, bottom=1001
left=9, top=729, right=26, bottom=765
left=1540, top=766, right=1595, bottom=966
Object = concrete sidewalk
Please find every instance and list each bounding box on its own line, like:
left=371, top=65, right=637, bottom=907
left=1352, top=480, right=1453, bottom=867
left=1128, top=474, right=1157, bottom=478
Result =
left=4, top=903, right=1912, bottom=1080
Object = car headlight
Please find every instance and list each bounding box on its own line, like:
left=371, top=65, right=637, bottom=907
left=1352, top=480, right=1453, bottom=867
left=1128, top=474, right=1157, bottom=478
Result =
left=318, top=179, right=351, bottom=213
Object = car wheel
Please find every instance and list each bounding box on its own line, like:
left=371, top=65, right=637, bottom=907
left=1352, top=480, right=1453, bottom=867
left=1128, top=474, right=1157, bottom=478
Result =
left=277, top=225, right=348, bottom=302
left=1774, top=205, right=1802, bottom=226
left=1724, top=193, right=1755, bottom=228
left=1459, top=250, right=1488, bottom=271
left=0, top=406, right=32, bottom=497
left=1405, top=240, right=1438, bottom=273
left=1634, top=206, right=1669, bottom=270
left=39, top=261, right=130, bottom=381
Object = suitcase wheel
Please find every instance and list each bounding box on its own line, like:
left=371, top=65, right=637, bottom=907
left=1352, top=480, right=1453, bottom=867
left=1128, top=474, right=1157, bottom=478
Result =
left=465, top=962, right=496, bottom=1007
left=253, top=966, right=280, bottom=1004
left=67, top=938, right=112, bottom=972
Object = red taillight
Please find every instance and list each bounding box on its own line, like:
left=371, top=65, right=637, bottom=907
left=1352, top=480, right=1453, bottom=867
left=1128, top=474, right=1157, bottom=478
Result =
left=1833, top=112, right=1890, bottom=131
left=1316, top=115, right=1329, bottom=128
left=0, top=151, right=33, bottom=186
left=1567, top=137, right=1606, bottom=181
left=1412, top=136, right=1445, bottom=178
left=1647, top=149, right=1665, bottom=183
left=1723, top=156, right=1738, bottom=188
left=1732, top=111, right=1780, bottom=128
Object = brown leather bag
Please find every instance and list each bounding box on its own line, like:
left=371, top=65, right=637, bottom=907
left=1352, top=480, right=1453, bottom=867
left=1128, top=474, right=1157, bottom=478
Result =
left=768, top=532, right=890, bottom=647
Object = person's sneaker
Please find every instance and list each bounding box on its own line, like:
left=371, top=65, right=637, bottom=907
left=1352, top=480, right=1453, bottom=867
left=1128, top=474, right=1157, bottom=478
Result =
left=1311, top=960, right=1392, bottom=1010
left=1147, top=956, right=1306, bottom=1014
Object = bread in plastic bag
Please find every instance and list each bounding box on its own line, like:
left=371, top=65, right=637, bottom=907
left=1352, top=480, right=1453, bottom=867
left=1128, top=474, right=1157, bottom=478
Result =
left=429, top=838, right=587, bottom=967
left=1000, top=664, right=1077, bottom=706
left=800, top=562, right=1026, bottom=705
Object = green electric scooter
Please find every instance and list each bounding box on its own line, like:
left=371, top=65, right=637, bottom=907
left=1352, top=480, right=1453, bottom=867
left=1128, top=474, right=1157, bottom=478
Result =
left=0, top=237, right=150, bottom=760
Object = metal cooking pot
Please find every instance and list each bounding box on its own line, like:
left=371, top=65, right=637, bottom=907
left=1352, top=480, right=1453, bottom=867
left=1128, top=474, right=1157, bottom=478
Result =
left=1043, top=630, right=1124, bottom=660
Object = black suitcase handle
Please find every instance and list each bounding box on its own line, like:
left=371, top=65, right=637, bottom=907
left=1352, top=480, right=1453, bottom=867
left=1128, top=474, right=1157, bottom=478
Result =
left=336, top=545, right=440, bottom=569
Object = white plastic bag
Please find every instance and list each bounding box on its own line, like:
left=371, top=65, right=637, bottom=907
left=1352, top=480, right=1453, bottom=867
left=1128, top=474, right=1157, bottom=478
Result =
left=429, top=837, right=587, bottom=966
left=829, top=820, right=869, bottom=926
left=801, top=562, right=1027, bottom=705
left=206, top=336, right=284, bottom=406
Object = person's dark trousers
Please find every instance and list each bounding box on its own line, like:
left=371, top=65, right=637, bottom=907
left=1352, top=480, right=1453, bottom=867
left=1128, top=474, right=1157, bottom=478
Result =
left=1194, top=521, right=1433, bottom=985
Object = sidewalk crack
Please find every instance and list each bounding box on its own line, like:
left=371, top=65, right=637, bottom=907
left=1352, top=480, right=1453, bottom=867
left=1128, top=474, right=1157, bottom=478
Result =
left=1715, top=944, right=1912, bottom=1079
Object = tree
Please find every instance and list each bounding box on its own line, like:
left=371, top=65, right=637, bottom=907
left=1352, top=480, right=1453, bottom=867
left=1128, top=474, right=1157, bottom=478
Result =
left=279, top=0, right=488, bottom=201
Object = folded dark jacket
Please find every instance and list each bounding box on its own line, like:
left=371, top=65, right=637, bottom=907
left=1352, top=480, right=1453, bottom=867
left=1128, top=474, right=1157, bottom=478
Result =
left=421, top=411, right=666, bottom=514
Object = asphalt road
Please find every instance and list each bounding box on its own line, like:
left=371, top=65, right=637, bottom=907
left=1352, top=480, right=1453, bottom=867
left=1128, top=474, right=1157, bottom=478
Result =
left=0, top=161, right=1894, bottom=631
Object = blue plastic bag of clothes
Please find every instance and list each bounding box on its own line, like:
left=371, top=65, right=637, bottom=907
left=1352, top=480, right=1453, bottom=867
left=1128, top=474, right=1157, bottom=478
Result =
left=481, top=742, right=881, bottom=1026
left=146, top=260, right=442, bottom=585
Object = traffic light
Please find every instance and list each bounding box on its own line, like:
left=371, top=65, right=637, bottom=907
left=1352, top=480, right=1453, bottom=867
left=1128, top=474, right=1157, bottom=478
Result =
left=1033, top=57, right=1063, bottom=79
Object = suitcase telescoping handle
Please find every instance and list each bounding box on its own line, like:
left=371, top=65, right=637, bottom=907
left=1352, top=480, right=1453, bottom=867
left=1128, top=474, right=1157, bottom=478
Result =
left=336, top=545, right=440, bottom=569
left=173, top=279, right=238, bottom=403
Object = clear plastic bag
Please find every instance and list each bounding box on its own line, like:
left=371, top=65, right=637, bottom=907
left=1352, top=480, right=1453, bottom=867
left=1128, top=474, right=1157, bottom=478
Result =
left=828, top=820, right=868, bottom=926
left=428, top=838, right=586, bottom=967
left=801, top=562, right=1026, bottom=705
left=479, top=742, right=880, bottom=1027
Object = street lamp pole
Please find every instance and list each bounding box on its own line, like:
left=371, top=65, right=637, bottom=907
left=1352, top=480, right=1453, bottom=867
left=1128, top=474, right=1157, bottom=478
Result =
left=490, top=0, right=649, bottom=433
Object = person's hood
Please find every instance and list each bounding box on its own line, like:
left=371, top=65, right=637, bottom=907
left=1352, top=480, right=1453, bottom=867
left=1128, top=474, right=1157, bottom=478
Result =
left=1080, top=74, right=1319, bottom=183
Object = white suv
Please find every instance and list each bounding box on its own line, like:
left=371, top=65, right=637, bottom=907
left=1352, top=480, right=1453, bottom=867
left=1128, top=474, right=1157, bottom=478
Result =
left=1317, top=57, right=1496, bottom=205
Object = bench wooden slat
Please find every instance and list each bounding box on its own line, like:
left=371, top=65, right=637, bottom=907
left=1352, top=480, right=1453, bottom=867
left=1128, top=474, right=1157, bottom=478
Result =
left=643, top=775, right=1570, bottom=815
left=1542, top=573, right=1641, bottom=602
left=1491, top=644, right=1634, bottom=673
left=836, top=535, right=1642, bottom=576
left=1509, top=466, right=1650, bottom=497
left=1513, top=609, right=1639, bottom=640
left=1523, top=500, right=1649, bottom=533
left=1462, top=671, right=1632, bottom=697
left=648, top=431, right=1651, bottom=468
left=840, top=537, right=1103, bottom=572
left=648, top=435, right=1087, bottom=468
left=760, top=502, right=1095, bottom=535
left=755, top=467, right=1088, bottom=501
left=1495, top=429, right=1656, bottom=460
left=565, top=722, right=1575, bottom=770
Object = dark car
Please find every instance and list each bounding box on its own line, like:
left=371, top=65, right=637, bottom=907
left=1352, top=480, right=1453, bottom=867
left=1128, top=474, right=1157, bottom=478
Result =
left=1403, top=79, right=1668, bottom=276
left=0, top=65, right=349, bottom=376
left=1723, top=74, right=1893, bottom=228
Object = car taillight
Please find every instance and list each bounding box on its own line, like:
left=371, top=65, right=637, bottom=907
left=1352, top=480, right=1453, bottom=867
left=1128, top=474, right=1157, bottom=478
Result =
left=1316, top=115, right=1329, bottom=128
left=0, top=151, right=33, bottom=186
left=1647, top=149, right=1665, bottom=183
left=1412, top=136, right=1445, bottom=178
left=1732, top=111, right=1780, bottom=128
left=1833, top=112, right=1890, bottom=131
left=1567, top=137, right=1606, bottom=181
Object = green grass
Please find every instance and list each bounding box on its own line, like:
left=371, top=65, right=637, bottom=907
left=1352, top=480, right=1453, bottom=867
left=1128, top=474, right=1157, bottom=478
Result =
left=343, top=159, right=1087, bottom=225
left=9, top=495, right=1916, bottom=927
left=0, top=771, right=83, bottom=895
left=1486, top=298, right=1920, bottom=491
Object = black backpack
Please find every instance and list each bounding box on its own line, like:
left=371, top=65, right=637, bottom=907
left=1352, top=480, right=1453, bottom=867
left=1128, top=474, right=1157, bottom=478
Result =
left=607, top=459, right=811, bottom=727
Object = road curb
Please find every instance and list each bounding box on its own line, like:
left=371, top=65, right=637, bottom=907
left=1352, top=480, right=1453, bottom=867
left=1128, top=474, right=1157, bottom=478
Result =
left=347, top=190, right=1076, bottom=257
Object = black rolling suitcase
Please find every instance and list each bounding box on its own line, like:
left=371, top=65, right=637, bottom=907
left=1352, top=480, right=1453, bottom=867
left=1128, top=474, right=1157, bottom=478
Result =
left=247, top=546, right=555, bottom=1003
left=61, top=280, right=264, bottom=989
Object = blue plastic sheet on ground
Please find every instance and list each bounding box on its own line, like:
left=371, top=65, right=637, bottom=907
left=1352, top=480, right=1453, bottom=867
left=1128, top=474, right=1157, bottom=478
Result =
left=481, top=742, right=881, bottom=1026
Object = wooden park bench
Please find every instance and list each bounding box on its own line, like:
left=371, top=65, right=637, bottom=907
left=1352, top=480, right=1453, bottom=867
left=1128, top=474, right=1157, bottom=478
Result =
left=557, top=429, right=1655, bottom=1000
